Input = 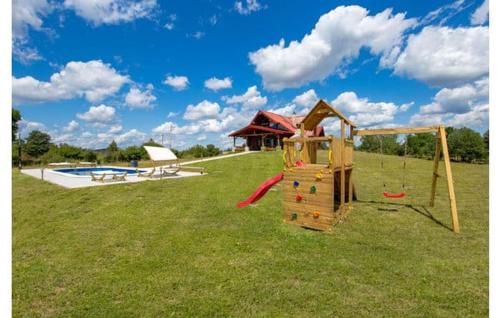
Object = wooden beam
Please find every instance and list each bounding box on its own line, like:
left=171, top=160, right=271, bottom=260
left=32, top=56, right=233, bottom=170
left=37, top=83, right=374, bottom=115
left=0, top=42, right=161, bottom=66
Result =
left=429, top=134, right=441, bottom=207
left=439, top=126, right=460, bottom=233
left=284, top=136, right=333, bottom=143
left=340, top=120, right=346, bottom=209
left=353, top=126, right=439, bottom=136
left=348, top=125, right=354, bottom=208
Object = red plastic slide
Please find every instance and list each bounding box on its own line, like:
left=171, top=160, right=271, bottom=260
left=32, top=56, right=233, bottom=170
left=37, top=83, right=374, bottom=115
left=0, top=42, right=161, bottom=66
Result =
left=237, top=173, right=284, bottom=208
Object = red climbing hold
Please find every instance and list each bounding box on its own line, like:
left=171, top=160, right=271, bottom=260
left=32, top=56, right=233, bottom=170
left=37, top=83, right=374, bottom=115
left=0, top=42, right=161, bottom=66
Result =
left=296, top=194, right=304, bottom=202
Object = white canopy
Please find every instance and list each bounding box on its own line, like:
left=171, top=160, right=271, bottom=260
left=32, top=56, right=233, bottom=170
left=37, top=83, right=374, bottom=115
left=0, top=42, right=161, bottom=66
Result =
left=144, top=146, right=178, bottom=161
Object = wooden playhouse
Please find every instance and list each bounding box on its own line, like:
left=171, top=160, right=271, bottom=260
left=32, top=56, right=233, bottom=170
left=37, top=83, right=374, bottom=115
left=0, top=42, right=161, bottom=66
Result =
left=282, top=100, right=356, bottom=231
left=280, top=99, right=460, bottom=233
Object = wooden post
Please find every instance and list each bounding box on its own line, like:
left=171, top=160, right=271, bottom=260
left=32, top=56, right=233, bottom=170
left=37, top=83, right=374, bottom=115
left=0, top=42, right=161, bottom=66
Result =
left=348, top=125, right=353, bottom=209
left=439, top=126, right=460, bottom=233
left=330, top=137, right=335, bottom=213
left=300, top=123, right=310, bottom=163
left=429, top=133, right=442, bottom=207
left=340, top=120, right=346, bottom=210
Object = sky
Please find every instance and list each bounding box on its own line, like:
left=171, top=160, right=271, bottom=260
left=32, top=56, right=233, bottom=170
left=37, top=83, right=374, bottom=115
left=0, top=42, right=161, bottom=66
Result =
left=12, top=0, right=489, bottom=150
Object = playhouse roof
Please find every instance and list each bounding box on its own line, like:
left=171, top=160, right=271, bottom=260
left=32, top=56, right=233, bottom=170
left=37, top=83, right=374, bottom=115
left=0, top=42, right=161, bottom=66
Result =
left=300, top=99, right=356, bottom=130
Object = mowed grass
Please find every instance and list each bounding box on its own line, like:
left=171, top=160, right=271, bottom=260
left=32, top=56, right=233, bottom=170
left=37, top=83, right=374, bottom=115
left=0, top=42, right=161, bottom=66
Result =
left=12, top=151, right=488, bottom=317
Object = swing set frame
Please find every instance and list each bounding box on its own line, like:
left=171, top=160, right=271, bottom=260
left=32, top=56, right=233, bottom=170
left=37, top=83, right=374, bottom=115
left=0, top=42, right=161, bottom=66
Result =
left=353, top=125, right=460, bottom=233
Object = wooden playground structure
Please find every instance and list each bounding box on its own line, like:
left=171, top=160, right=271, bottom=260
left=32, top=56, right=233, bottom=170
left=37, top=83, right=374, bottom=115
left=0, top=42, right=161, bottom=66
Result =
left=280, top=100, right=460, bottom=233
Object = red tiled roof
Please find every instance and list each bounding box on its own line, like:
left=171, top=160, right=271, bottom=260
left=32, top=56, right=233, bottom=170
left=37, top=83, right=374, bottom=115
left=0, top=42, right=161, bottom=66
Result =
left=229, top=110, right=324, bottom=137
left=228, top=124, right=293, bottom=137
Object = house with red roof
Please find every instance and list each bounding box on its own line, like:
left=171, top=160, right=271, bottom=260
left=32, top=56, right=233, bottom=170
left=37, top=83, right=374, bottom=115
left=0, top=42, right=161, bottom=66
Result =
left=228, top=110, right=325, bottom=151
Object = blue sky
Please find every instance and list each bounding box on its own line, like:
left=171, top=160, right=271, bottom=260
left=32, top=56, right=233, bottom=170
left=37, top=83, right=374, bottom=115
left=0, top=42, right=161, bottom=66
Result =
left=12, top=0, right=489, bottom=149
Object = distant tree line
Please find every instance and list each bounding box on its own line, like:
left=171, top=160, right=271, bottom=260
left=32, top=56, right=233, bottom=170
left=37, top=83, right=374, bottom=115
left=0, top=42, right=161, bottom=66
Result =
left=357, top=127, right=489, bottom=163
left=12, top=108, right=222, bottom=166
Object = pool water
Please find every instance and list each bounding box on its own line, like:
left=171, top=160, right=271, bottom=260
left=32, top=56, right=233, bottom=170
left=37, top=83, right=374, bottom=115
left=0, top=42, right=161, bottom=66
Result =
left=54, top=167, right=146, bottom=176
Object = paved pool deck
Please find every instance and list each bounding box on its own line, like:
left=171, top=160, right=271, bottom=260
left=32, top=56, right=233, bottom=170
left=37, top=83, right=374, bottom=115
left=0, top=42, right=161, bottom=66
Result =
left=20, top=151, right=256, bottom=189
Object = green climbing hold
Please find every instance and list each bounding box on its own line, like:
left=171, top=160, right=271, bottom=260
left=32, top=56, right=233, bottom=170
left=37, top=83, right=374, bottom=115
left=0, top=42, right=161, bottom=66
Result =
left=310, top=185, right=317, bottom=194
left=291, top=212, right=298, bottom=221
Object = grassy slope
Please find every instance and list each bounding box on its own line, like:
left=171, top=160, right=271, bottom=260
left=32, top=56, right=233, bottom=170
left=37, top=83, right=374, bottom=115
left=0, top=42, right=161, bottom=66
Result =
left=13, top=151, right=488, bottom=317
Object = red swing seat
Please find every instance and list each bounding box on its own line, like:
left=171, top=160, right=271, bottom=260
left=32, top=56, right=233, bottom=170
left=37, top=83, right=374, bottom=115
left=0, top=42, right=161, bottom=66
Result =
left=383, top=191, right=406, bottom=199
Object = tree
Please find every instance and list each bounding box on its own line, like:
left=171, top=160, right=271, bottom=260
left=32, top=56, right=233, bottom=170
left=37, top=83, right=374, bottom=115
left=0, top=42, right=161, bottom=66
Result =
left=205, top=144, right=221, bottom=157
left=24, top=130, right=51, bottom=157
left=358, top=135, right=401, bottom=155
left=58, top=143, right=84, bottom=160
left=357, top=135, right=380, bottom=153
left=12, top=108, right=21, bottom=141
left=406, top=133, right=435, bottom=158
left=447, top=128, right=486, bottom=162
left=122, top=146, right=143, bottom=161
left=107, top=140, right=119, bottom=152
left=483, top=130, right=489, bottom=150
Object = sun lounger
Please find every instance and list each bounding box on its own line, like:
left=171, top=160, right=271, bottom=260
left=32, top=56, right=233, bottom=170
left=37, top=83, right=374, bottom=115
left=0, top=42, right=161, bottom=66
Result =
left=143, top=146, right=205, bottom=177
left=90, top=172, right=106, bottom=182
left=137, top=167, right=155, bottom=178
left=112, top=172, right=127, bottom=181
left=160, top=165, right=181, bottom=177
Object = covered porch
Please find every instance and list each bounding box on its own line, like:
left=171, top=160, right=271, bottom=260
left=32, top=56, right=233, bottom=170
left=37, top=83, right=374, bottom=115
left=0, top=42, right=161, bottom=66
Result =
left=229, top=125, right=291, bottom=151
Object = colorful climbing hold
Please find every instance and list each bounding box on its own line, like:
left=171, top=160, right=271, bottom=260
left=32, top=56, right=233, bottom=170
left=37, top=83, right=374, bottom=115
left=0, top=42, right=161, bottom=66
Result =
left=310, top=185, right=317, bottom=194
left=296, top=194, right=304, bottom=202
left=293, top=180, right=300, bottom=188
left=313, top=211, right=320, bottom=218
left=315, top=173, right=323, bottom=181
left=291, top=212, right=298, bottom=220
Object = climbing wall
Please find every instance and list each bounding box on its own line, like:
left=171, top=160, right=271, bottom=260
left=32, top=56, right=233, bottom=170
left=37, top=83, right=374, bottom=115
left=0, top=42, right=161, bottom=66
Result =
left=282, top=165, right=335, bottom=231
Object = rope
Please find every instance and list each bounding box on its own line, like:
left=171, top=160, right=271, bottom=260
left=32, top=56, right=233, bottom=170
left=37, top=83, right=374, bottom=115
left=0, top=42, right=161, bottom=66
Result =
left=379, top=136, right=386, bottom=189
left=402, top=137, right=408, bottom=190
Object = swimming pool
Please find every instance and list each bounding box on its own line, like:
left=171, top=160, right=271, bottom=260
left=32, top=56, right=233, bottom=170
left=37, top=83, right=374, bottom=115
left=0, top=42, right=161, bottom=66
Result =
left=53, top=167, right=147, bottom=176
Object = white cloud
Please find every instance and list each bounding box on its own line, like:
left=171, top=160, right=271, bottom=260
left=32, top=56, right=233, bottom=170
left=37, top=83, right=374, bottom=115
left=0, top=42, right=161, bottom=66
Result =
left=249, top=5, right=416, bottom=91
left=420, top=78, right=488, bottom=114
left=13, top=60, right=130, bottom=103
left=12, top=0, right=52, bottom=40
left=222, top=85, right=267, bottom=109
left=189, top=31, right=205, bottom=39
left=167, top=111, right=178, bottom=118
left=268, top=104, right=297, bottom=116
left=115, top=129, right=147, bottom=145
left=393, top=26, right=489, bottom=87
left=197, top=135, right=207, bottom=141
left=164, top=22, right=174, bottom=30
left=419, top=0, right=468, bottom=27
left=13, top=45, right=43, bottom=65
left=235, top=0, right=263, bottom=15
left=63, top=0, right=157, bottom=25
left=18, top=119, right=47, bottom=136
left=164, top=13, right=176, bottom=30
left=183, top=100, right=221, bottom=120
left=471, top=0, right=489, bottom=25
left=77, top=105, right=116, bottom=123
left=108, top=124, right=123, bottom=133
left=125, top=84, right=156, bottom=109
left=153, top=121, right=201, bottom=135
left=63, top=120, right=79, bottom=132
left=409, top=104, right=489, bottom=130
left=293, top=89, right=318, bottom=108
left=204, top=77, right=232, bottom=91
left=209, top=15, right=217, bottom=26
left=331, top=91, right=409, bottom=127
left=163, top=75, right=189, bottom=90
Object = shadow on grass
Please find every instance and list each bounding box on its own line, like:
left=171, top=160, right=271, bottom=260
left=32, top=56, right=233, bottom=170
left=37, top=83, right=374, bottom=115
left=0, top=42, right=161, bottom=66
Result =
left=356, top=199, right=453, bottom=232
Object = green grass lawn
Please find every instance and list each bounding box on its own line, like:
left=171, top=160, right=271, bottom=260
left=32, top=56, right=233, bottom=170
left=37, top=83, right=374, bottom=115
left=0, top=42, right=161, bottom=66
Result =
left=12, top=151, right=488, bottom=317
